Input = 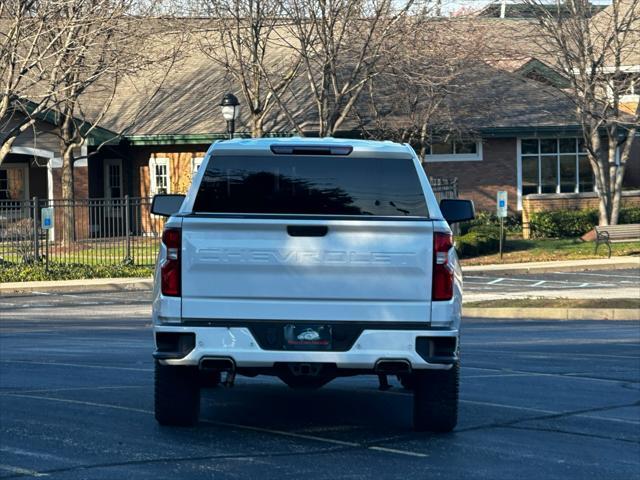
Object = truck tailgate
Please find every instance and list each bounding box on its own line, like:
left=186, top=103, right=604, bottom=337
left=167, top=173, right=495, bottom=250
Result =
left=181, top=217, right=433, bottom=323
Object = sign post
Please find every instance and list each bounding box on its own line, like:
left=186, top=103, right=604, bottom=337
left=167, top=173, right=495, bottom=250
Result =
left=41, top=207, right=53, bottom=272
left=497, top=191, right=507, bottom=260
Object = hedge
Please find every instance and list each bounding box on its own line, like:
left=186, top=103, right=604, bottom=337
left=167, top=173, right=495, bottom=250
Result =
left=529, top=206, right=640, bottom=238
left=0, top=262, right=153, bottom=283
left=460, top=211, right=522, bottom=235
left=456, top=225, right=501, bottom=258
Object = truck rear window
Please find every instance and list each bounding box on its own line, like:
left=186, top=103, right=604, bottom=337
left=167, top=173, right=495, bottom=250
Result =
left=193, top=155, right=428, bottom=217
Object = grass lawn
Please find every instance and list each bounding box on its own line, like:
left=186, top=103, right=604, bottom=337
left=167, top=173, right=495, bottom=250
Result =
left=1, top=239, right=159, bottom=266
left=464, top=298, right=640, bottom=309
left=460, top=238, right=640, bottom=265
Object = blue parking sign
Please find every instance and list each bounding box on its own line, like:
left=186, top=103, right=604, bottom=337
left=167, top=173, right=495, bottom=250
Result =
left=497, top=191, right=508, bottom=218
left=41, top=207, right=54, bottom=229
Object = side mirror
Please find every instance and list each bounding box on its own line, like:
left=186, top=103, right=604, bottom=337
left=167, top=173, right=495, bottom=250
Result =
left=151, top=194, right=185, bottom=217
left=440, top=199, right=475, bottom=224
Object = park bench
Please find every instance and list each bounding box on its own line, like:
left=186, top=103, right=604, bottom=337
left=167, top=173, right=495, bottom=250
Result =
left=594, top=224, right=640, bottom=258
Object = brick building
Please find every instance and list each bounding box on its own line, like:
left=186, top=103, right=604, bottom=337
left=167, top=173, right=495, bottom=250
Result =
left=1, top=9, right=638, bottom=240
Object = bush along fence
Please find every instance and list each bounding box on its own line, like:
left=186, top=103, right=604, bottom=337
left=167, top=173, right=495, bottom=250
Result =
left=0, top=196, right=163, bottom=269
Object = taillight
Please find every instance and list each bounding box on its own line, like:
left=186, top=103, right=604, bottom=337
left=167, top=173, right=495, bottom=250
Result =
left=432, top=232, right=454, bottom=301
left=161, top=228, right=181, bottom=296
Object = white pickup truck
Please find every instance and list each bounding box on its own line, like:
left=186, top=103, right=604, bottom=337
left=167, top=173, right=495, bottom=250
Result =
left=150, top=137, right=474, bottom=432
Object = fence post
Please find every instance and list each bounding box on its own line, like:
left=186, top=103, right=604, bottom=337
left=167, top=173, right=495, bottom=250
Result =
left=32, top=196, right=39, bottom=261
left=125, top=195, right=131, bottom=263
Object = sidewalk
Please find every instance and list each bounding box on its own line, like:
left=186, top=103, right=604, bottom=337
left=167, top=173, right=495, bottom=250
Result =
left=0, top=277, right=153, bottom=295
left=462, top=256, right=639, bottom=274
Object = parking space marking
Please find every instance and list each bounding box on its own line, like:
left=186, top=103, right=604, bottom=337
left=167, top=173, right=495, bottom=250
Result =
left=552, top=271, right=640, bottom=280
left=360, top=389, right=640, bottom=426
left=464, top=274, right=622, bottom=290
left=463, top=364, right=639, bottom=383
left=1, top=393, right=430, bottom=459
left=0, top=464, right=49, bottom=477
left=0, top=385, right=149, bottom=395
left=0, top=360, right=152, bottom=372
left=367, top=446, right=428, bottom=458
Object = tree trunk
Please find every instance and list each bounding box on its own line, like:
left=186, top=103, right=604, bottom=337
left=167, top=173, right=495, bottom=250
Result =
left=60, top=146, right=75, bottom=245
left=251, top=115, right=263, bottom=138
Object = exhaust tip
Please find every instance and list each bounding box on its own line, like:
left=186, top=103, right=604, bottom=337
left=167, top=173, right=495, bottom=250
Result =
left=375, top=359, right=412, bottom=374
left=200, top=357, right=235, bottom=371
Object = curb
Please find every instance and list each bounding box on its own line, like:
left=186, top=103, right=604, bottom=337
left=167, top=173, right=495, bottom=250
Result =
left=462, top=256, right=639, bottom=275
left=463, top=307, right=639, bottom=321
left=0, top=277, right=153, bottom=295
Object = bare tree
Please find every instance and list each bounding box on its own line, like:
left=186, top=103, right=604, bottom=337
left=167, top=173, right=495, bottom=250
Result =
left=281, top=0, right=425, bottom=137
left=357, top=18, right=483, bottom=156
left=197, top=0, right=302, bottom=137
left=36, top=0, right=176, bottom=243
left=525, top=0, right=640, bottom=225
left=0, top=0, right=63, bottom=165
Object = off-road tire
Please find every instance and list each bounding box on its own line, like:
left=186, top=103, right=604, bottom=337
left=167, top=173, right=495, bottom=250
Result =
left=413, top=362, right=459, bottom=432
left=154, top=361, right=200, bottom=426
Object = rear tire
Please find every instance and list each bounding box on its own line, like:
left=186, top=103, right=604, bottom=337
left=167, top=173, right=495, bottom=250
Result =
left=413, top=362, right=459, bottom=432
left=154, top=361, right=200, bottom=426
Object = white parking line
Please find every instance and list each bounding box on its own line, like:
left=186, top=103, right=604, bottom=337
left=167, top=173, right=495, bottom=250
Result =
left=1, top=393, right=430, bottom=459
left=368, top=446, right=428, bottom=458
left=552, top=271, right=640, bottom=280
left=367, top=390, right=640, bottom=426
left=465, top=275, right=616, bottom=288
left=0, top=360, right=152, bottom=372
left=0, top=463, right=49, bottom=477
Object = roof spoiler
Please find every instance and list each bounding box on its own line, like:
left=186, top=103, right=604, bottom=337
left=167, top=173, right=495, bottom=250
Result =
left=270, top=145, right=353, bottom=156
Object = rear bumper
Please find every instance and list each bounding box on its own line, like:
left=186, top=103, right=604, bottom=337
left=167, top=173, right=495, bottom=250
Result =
left=154, top=325, right=458, bottom=371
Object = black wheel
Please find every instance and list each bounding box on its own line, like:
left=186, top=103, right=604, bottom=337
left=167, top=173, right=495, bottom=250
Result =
left=154, top=361, right=200, bottom=426
left=397, top=373, right=416, bottom=390
left=278, top=374, right=332, bottom=389
left=199, top=370, right=222, bottom=388
left=413, top=363, right=459, bottom=432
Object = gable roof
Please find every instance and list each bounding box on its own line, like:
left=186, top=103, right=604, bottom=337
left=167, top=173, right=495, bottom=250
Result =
left=7, top=16, right=593, bottom=144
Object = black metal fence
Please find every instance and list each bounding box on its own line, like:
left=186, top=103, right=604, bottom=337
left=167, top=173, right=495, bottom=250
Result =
left=0, top=196, right=163, bottom=267
left=0, top=178, right=457, bottom=268
left=430, top=177, right=458, bottom=202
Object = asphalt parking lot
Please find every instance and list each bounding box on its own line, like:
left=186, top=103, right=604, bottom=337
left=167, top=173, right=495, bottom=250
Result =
left=1, top=291, right=639, bottom=479
left=464, top=268, right=640, bottom=294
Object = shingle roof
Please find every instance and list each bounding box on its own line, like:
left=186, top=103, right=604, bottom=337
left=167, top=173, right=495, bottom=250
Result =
left=16, top=12, right=635, bottom=140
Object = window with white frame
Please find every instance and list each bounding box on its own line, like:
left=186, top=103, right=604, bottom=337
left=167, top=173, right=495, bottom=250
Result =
left=423, top=139, right=482, bottom=162
left=149, top=157, right=170, bottom=194
left=192, top=156, right=204, bottom=173
left=520, top=138, right=593, bottom=195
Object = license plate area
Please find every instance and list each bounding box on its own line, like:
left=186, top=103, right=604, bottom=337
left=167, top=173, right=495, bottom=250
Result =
left=284, top=324, right=332, bottom=350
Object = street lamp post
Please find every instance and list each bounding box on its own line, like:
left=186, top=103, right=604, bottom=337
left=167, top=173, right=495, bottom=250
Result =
left=220, top=93, right=240, bottom=140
